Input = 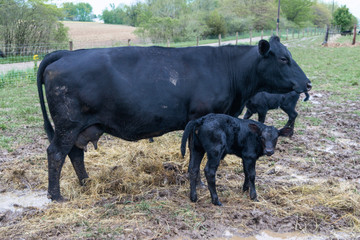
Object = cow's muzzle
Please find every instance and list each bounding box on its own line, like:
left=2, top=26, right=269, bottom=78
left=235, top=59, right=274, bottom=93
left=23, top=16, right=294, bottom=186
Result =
left=306, top=82, right=312, bottom=92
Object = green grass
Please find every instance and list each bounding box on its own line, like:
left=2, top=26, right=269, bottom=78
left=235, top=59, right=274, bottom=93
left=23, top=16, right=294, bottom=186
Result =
left=287, top=35, right=360, bottom=99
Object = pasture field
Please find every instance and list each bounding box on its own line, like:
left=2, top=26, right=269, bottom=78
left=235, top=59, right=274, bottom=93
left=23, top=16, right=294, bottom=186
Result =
left=0, top=35, right=359, bottom=239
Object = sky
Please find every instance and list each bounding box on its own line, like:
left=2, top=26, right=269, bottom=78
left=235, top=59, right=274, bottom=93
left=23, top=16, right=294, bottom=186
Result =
left=50, top=0, right=360, bottom=19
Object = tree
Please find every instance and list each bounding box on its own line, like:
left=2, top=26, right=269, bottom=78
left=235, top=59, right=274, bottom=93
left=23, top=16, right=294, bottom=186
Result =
left=280, top=0, right=314, bottom=27
left=333, top=5, right=356, bottom=31
left=311, top=3, right=332, bottom=27
left=0, top=0, right=68, bottom=55
left=204, top=10, right=226, bottom=37
left=62, top=2, right=94, bottom=21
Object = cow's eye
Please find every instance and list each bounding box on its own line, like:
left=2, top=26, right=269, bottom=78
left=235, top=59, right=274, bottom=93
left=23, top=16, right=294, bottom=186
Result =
left=280, top=57, right=288, bottom=64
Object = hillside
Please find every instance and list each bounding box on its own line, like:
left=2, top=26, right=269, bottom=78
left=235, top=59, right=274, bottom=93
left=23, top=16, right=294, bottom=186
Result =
left=62, top=21, right=139, bottom=49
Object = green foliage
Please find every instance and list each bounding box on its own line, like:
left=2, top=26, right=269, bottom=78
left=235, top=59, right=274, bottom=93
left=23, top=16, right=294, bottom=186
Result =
left=332, top=6, right=354, bottom=31
left=0, top=0, right=68, bottom=56
left=101, top=4, right=128, bottom=24
left=62, top=2, right=94, bottom=22
left=311, top=3, right=332, bottom=27
left=204, top=10, right=226, bottom=37
left=280, top=0, right=314, bottom=27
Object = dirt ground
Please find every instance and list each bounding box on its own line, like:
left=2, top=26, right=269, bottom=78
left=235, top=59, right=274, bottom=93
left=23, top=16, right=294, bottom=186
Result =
left=62, top=21, right=139, bottom=49
left=0, top=86, right=359, bottom=239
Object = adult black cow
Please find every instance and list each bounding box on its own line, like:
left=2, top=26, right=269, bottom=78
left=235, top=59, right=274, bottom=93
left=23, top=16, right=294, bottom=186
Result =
left=37, top=36, right=311, bottom=201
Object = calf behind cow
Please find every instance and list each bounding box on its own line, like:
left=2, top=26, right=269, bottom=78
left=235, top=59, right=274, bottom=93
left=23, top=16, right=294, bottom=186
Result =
left=181, top=113, right=292, bottom=206
left=244, top=91, right=310, bottom=131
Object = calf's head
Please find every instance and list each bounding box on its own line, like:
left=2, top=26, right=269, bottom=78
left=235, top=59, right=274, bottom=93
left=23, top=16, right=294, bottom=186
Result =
left=249, top=124, right=292, bottom=156
left=257, top=36, right=312, bottom=94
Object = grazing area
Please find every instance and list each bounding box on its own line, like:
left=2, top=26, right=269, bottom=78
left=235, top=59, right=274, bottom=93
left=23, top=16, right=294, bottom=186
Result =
left=0, top=35, right=359, bottom=239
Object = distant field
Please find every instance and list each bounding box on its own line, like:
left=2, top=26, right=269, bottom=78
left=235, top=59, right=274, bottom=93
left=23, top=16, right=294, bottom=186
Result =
left=62, top=21, right=139, bottom=49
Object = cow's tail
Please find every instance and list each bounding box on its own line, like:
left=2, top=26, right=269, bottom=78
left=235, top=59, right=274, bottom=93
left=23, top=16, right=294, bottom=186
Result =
left=37, top=50, right=68, bottom=142
left=181, top=120, right=198, bottom=157
left=303, top=91, right=310, bottom=102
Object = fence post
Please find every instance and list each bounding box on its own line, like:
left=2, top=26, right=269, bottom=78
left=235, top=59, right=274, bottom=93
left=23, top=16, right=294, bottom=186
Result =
left=197, top=37, right=199, bottom=46
left=218, top=34, right=221, bottom=46
left=286, top=29, right=288, bottom=40
left=261, top=30, right=263, bottom=40
left=128, top=39, right=131, bottom=46
left=69, top=41, right=73, bottom=51
left=167, top=39, right=170, bottom=47
left=353, top=24, right=357, bottom=45
left=292, top=29, right=295, bottom=39
left=249, top=30, right=252, bottom=45
left=236, top=32, right=238, bottom=45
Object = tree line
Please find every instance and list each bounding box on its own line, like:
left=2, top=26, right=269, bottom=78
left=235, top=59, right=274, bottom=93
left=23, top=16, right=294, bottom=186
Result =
left=100, top=0, right=358, bottom=43
left=0, top=0, right=358, bottom=56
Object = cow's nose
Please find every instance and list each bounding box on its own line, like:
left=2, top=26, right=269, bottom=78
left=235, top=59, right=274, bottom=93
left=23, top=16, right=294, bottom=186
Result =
left=306, top=82, right=312, bottom=91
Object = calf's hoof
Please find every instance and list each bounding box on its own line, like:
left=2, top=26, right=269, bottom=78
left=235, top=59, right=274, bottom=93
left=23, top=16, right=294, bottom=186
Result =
left=251, top=196, right=259, bottom=202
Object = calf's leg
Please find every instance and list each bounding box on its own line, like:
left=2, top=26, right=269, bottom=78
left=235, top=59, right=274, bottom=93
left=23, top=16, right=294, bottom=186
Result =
left=188, top=146, right=205, bottom=203
left=243, top=158, right=258, bottom=201
left=204, top=147, right=224, bottom=206
left=257, top=111, right=267, bottom=123
left=243, top=109, right=253, bottom=119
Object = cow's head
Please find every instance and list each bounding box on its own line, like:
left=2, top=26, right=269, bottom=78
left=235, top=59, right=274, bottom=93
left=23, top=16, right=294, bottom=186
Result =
left=249, top=124, right=292, bottom=156
left=256, top=36, right=311, bottom=94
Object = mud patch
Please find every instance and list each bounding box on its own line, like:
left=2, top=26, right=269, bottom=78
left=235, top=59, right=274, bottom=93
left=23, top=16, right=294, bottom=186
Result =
left=0, top=190, right=50, bottom=213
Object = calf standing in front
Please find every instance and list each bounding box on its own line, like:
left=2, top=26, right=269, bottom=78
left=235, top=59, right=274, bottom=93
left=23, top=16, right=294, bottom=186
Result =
left=244, top=91, right=310, bottom=131
left=181, top=113, right=292, bottom=206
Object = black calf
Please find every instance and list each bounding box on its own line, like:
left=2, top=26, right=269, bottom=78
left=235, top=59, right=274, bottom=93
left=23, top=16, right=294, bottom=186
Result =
left=181, top=113, right=292, bottom=206
left=244, top=91, right=309, bottom=131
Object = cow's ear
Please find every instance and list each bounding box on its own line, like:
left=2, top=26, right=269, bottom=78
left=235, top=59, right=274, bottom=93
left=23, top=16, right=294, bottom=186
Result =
left=248, top=123, right=261, bottom=136
left=258, top=40, right=270, bottom=56
left=279, top=127, right=293, bottom=137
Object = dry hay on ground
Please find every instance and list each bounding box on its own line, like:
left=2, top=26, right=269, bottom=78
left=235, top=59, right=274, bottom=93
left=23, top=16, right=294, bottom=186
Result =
left=62, top=21, right=139, bottom=49
left=1, top=91, right=360, bottom=239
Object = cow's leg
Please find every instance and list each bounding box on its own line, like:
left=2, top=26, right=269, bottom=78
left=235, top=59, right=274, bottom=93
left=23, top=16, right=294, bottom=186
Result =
left=188, top=146, right=205, bottom=203
left=204, top=146, right=224, bottom=206
left=243, top=158, right=258, bottom=201
left=243, top=109, right=253, bottom=119
left=257, top=111, right=267, bottom=123
left=68, top=146, right=89, bottom=186
left=47, top=129, right=79, bottom=201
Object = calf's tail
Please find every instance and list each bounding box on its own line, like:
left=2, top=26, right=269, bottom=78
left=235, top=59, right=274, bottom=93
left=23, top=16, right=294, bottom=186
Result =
left=37, top=50, right=68, bottom=142
left=181, top=120, right=198, bottom=157
left=303, top=92, right=310, bottom=102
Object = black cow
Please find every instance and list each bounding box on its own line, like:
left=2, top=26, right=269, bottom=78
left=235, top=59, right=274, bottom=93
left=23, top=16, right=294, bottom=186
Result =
left=37, top=36, right=311, bottom=201
left=340, top=30, right=352, bottom=36
left=181, top=113, right=292, bottom=205
left=243, top=91, right=310, bottom=132
left=0, top=50, right=5, bottom=58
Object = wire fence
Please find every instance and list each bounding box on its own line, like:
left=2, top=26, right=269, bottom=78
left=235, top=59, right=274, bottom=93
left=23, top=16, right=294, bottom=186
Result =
left=0, top=27, right=337, bottom=89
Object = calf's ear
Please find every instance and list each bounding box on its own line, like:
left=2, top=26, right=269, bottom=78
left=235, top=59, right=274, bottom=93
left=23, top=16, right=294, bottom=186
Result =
left=279, top=127, right=293, bottom=137
left=258, top=40, right=270, bottom=56
left=248, top=123, right=261, bottom=136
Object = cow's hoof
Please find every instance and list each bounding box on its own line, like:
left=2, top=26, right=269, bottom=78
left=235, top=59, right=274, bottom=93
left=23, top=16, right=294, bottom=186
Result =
left=80, top=178, right=91, bottom=186
left=48, top=194, right=67, bottom=202
left=251, top=197, right=259, bottom=202
left=190, top=194, right=198, bottom=203
left=212, top=200, right=222, bottom=206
